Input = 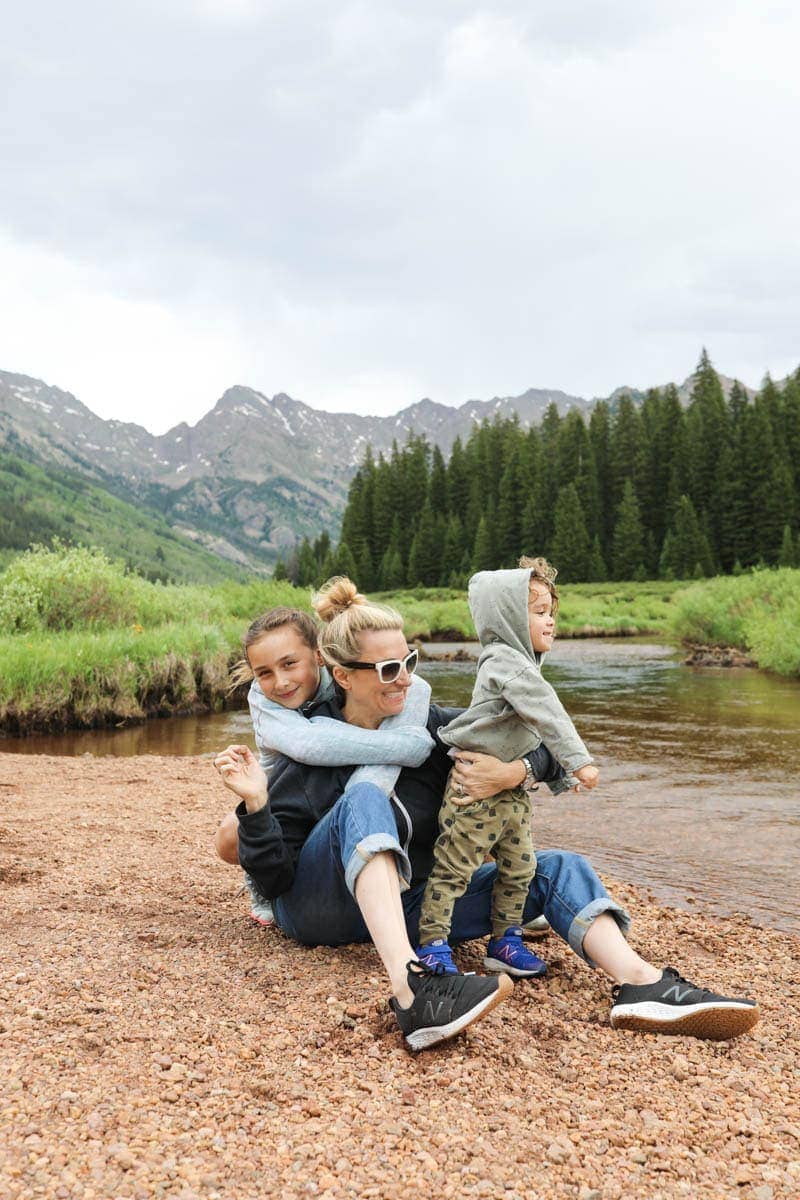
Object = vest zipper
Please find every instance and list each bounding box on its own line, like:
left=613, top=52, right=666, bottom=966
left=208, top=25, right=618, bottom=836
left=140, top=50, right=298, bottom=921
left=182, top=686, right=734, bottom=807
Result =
left=391, top=791, right=413, bottom=859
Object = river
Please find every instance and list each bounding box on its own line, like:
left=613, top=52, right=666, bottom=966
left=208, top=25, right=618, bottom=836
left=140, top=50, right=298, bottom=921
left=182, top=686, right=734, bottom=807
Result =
left=3, top=639, right=798, bottom=933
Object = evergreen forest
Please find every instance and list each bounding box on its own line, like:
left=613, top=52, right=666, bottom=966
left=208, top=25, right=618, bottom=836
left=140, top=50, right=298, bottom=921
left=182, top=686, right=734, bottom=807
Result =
left=276, top=353, right=800, bottom=589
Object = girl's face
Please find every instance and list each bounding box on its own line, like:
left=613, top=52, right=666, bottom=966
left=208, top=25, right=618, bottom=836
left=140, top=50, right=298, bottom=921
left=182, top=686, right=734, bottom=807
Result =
left=528, top=584, right=556, bottom=653
left=247, top=625, right=322, bottom=708
left=333, top=628, right=413, bottom=728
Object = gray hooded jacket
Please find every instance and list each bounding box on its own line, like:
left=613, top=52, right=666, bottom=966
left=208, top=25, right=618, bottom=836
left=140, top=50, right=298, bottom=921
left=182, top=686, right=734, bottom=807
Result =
left=438, top=568, right=592, bottom=773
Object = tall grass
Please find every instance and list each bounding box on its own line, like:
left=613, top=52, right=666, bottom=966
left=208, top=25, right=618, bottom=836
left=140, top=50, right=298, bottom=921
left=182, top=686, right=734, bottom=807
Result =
left=0, top=545, right=315, bottom=730
left=380, top=580, right=683, bottom=641
left=3, top=544, right=797, bottom=733
left=0, top=622, right=243, bottom=732
left=670, top=569, right=800, bottom=676
left=0, top=542, right=310, bottom=634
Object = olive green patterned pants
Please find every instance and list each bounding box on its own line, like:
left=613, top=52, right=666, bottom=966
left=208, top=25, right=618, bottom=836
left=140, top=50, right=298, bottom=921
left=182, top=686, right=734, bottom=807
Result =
left=418, top=769, right=537, bottom=943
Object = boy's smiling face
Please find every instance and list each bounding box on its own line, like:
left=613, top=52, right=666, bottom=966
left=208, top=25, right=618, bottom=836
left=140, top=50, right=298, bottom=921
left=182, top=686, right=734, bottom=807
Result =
left=528, top=583, right=556, bottom=653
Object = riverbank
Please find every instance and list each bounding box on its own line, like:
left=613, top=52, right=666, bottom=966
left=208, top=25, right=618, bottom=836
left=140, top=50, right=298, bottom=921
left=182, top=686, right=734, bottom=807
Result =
left=382, top=579, right=683, bottom=641
left=669, top=568, right=800, bottom=677
left=0, top=568, right=689, bottom=734
left=1, top=752, right=797, bottom=1200
left=2, top=549, right=799, bottom=734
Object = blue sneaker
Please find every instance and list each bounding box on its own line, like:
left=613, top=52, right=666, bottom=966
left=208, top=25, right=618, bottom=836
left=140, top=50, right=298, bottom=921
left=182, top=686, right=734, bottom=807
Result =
left=416, top=938, right=459, bottom=975
left=484, top=927, right=547, bottom=977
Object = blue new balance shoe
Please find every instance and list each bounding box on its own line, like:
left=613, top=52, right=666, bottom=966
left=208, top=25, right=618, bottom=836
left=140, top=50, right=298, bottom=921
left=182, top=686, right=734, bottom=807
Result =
left=484, top=927, right=547, bottom=977
left=416, top=938, right=459, bottom=975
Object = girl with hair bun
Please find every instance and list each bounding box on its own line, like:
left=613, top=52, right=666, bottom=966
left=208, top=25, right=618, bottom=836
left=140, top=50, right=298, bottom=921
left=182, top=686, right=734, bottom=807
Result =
left=214, top=593, right=436, bottom=923
left=215, top=575, right=758, bottom=1052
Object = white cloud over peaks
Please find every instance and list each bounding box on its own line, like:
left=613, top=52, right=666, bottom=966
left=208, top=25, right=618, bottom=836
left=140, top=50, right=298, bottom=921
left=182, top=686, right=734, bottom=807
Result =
left=1, top=1, right=799, bottom=428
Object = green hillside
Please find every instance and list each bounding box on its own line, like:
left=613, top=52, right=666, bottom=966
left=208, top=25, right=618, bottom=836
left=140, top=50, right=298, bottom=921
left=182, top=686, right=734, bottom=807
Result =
left=0, top=451, right=246, bottom=583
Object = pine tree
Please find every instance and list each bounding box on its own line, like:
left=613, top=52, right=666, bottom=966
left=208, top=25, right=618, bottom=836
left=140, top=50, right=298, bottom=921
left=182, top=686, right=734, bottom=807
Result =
left=685, top=349, right=730, bottom=555
left=446, top=437, right=471, bottom=523
left=549, top=484, right=591, bottom=581
left=496, top=443, right=526, bottom=565
left=330, top=541, right=358, bottom=581
left=611, top=480, right=645, bottom=580
left=589, top=401, right=613, bottom=559
left=371, top=454, right=396, bottom=566
left=742, top=395, right=789, bottom=563
left=659, top=495, right=713, bottom=579
left=471, top=515, right=494, bottom=574
left=778, top=524, right=796, bottom=568
left=297, top=537, right=317, bottom=586
left=442, top=514, right=466, bottom=580
left=609, top=395, right=646, bottom=520
left=272, top=558, right=288, bottom=581
left=780, top=371, right=800, bottom=523
left=428, top=445, right=448, bottom=515
left=556, top=411, right=600, bottom=538
left=587, top=535, right=607, bottom=582
left=397, top=435, right=430, bottom=541
left=379, top=545, right=405, bottom=590
left=641, top=385, right=686, bottom=553
left=356, top=542, right=374, bottom=592
left=406, top=503, right=440, bottom=586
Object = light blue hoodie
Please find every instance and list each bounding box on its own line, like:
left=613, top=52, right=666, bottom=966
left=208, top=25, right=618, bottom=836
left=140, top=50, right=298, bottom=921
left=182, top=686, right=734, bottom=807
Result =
left=438, top=568, right=592, bottom=773
left=248, top=668, right=434, bottom=795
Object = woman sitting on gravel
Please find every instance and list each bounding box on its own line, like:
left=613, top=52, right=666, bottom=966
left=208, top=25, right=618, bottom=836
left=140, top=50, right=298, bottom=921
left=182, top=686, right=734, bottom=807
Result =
left=214, top=576, right=759, bottom=1052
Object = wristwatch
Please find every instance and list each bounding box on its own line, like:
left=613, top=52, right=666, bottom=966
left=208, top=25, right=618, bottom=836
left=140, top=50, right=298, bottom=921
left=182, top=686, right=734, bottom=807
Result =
left=520, top=757, right=540, bottom=797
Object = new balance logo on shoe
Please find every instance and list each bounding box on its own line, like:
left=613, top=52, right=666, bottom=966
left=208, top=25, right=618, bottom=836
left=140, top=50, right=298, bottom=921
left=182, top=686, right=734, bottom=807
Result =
left=662, top=984, right=694, bottom=1003
left=423, top=1000, right=448, bottom=1023
left=609, top=966, right=759, bottom=1041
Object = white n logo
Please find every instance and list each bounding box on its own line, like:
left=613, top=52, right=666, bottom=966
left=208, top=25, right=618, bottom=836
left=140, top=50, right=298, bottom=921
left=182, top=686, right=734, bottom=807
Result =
left=423, top=1000, right=446, bottom=1022
left=662, top=985, right=693, bottom=1003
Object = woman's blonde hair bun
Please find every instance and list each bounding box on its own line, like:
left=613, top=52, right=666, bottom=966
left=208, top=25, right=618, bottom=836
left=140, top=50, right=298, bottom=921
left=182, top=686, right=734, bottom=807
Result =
left=311, top=575, right=404, bottom=670
left=312, top=576, right=367, bottom=623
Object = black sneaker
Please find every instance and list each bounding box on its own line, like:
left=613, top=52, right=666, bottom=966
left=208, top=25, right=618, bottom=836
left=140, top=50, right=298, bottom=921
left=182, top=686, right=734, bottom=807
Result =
left=610, top=967, right=759, bottom=1040
left=389, top=960, right=513, bottom=1051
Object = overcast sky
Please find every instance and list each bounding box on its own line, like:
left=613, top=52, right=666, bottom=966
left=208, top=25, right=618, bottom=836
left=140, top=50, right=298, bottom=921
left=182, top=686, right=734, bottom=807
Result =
left=2, top=1, right=799, bottom=433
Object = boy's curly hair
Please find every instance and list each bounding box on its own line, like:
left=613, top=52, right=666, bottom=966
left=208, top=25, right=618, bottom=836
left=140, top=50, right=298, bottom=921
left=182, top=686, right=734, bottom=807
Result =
left=518, top=555, right=559, bottom=615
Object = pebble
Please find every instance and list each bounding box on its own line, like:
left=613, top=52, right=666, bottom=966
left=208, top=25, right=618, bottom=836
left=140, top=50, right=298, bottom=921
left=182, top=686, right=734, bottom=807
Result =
left=2, top=750, right=798, bottom=1200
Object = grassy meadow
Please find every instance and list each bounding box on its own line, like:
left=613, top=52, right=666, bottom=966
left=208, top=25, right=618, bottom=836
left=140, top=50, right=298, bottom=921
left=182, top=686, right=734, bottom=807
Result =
left=1, top=545, right=798, bottom=733
left=385, top=579, right=682, bottom=641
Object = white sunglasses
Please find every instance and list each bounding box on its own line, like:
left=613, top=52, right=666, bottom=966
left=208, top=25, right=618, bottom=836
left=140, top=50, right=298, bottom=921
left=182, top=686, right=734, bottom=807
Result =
left=342, top=648, right=419, bottom=684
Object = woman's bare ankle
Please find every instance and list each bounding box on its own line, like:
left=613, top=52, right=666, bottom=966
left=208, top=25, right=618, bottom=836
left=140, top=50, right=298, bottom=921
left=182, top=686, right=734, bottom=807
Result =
left=390, top=962, right=416, bottom=1008
left=620, top=963, right=662, bottom=986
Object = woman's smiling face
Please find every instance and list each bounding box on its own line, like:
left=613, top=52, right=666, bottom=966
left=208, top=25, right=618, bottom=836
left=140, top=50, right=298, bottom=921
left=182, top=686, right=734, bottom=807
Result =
left=333, top=628, right=413, bottom=728
left=247, top=625, right=321, bottom=708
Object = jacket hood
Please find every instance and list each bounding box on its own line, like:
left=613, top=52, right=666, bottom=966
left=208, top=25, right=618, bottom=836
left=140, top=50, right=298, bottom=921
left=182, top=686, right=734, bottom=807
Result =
left=468, top=568, right=538, bottom=662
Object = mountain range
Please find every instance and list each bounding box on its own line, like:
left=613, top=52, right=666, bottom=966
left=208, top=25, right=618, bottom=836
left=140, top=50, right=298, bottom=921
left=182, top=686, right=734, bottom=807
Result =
left=0, top=364, right=757, bottom=575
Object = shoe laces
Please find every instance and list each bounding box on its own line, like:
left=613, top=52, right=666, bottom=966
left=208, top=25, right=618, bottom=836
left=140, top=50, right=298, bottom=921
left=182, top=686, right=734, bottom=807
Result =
left=663, top=966, right=712, bottom=999
left=611, top=967, right=707, bottom=1002
left=408, top=959, right=457, bottom=989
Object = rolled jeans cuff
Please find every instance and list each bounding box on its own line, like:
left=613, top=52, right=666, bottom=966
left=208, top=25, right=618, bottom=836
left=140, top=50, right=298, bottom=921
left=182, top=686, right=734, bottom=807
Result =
left=343, top=833, right=412, bottom=897
left=568, top=897, right=631, bottom=967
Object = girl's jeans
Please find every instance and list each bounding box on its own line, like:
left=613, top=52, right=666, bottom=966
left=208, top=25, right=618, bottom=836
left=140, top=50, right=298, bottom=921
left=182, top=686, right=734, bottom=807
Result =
left=273, top=782, right=630, bottom=967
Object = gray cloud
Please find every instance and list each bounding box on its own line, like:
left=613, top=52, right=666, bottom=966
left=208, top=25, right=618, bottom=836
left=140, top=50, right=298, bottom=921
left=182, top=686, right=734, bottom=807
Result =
left=1, top=1, right=798, bottom=430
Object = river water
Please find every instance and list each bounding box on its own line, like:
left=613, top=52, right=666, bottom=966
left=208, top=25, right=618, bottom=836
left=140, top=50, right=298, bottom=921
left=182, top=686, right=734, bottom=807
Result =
left=3, top=639, right=798, bottom=933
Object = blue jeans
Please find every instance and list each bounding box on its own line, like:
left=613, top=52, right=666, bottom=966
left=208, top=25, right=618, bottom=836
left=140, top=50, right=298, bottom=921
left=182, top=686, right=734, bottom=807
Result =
left=273, top=782, right=630, bottom=967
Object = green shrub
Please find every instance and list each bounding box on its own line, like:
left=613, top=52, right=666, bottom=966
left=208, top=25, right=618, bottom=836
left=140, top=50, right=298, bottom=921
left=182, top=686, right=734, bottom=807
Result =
left=670, top=567, right=800, bottom=676
left=0, top=542, right=139, bottom=633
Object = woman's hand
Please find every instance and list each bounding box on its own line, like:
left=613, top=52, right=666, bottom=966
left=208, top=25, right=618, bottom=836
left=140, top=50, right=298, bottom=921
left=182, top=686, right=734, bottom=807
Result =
left=213, top=744, right=268, bottom=813
left=450, top=751, right=526, bottom=802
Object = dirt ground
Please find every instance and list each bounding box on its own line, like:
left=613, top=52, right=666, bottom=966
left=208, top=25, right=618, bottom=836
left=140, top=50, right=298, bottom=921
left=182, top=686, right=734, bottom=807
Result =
left=1, top=752, right=798, bottom=1200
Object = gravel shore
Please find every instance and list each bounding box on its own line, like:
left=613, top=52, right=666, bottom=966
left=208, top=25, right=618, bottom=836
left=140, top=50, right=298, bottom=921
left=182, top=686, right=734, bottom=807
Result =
left=2, top=753, right=798, bottom=1200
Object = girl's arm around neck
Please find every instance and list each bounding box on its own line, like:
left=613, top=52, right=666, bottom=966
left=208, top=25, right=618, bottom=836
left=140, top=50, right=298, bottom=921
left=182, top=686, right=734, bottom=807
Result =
left=248, top=674, right=434, bottom=768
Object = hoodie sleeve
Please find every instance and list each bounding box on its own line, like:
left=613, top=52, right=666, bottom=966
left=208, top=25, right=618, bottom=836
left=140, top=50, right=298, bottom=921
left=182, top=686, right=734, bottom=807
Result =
left=500, top=665, right=592, bottom=774
left=248, top=674, right=434, bottom=769
left=347, top=674, right=434, bottom=794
